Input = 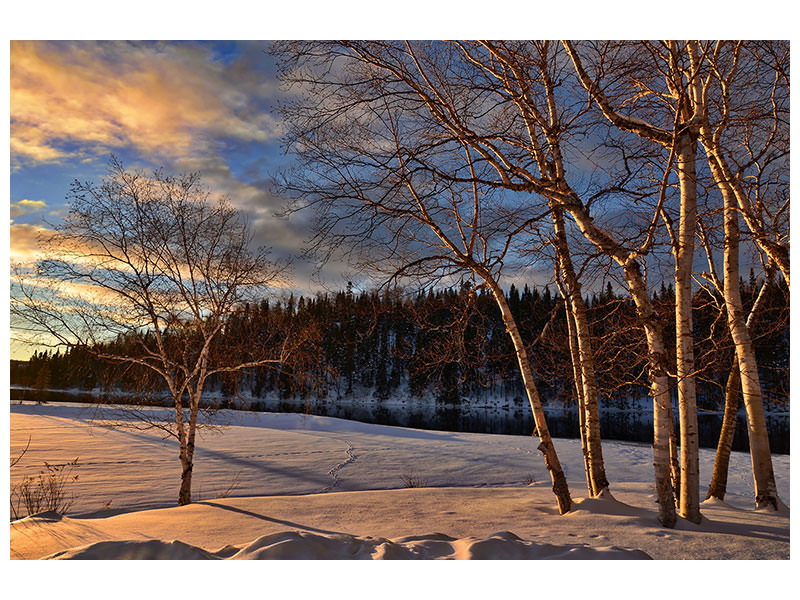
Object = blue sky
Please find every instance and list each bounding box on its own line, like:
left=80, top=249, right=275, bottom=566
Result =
left=10, top=41, right=326, bottom=280
left=8, top=40, right=367, bottom=359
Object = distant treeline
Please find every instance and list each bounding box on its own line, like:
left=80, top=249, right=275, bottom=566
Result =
left=11, top=276, right=789, bottom=411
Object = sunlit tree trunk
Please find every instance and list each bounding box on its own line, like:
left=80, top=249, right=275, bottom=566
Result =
left=674, top=129, right=702, bottom=523
left=698, top=100, right=781, bottom=509
left=484, top=275, right=571, bottom=514
left=563, top=203, right=677, bottom=526
left=720, top=189, right=778, bottom=510
left=558, top=279, right=592, bottom=495
left=552, top=209, right=608, bottom=496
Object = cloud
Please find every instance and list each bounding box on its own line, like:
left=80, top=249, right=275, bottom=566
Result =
left=10, top=199, right=48, bottom=219
left=10, top=41, right=281, bottom=167
left=9, top=223, right=50, bottom=264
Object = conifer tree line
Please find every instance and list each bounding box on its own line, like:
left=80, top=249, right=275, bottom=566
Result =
left=12, top=275, right=788, bottom=414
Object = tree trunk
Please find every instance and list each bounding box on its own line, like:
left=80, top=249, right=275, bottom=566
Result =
left=667, top=399, right=680, bottom=510
left=552, top=208, right=608, bottom=496
left=721, top=181, right=779, bottom=510
left=486, top=276, right=571, bottom=514
left=174, top=391, right=193, bottom=506
left=674, top=130, right=702, bottom=524
left=562, top=204, right=676, bottom=526
left=560, top=287, right=592, bottom=494
left=623, top=265, right=677, bottom=527
left=569, top=292, right=609, bottom=495
left=178, top=449, right=194, bottom=506
left=706, top=363, right=740, bottom=501
left=177, top=378, right=204, bottom=506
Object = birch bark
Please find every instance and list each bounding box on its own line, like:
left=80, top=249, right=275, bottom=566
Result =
left=556, top=275, right=592, bottom=494
left=485, top=275, right=572, bottom=514
left=552, top=208, right=608, bottom=496
left=674, top=129, right=702, bottom=523
left=721, top=191, right=779, bottom=509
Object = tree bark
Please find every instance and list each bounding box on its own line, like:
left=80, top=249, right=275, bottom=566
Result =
left=486, top=276, right=571, bottom=514
left=551, top=210, right=608, bottom=496
left=559, top=282, right=592, bottom=495
left=720, top=181, right=779, bottom=510
left=175, top=391, right=193, bottom=506
left=562, top=203, right=676, bottom=526
left=706, top=363, right=740, bottom=501
left=178, top=450, right=194, bottom=506
left=674, top=130, right=702, bottom=524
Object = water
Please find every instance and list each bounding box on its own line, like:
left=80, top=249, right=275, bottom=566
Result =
left=10, top=387, right=790, bottom=454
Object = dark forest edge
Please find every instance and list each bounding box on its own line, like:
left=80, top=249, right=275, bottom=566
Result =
left=11, top=278, right=788, bottom=453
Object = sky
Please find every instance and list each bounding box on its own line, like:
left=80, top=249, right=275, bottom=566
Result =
left=10, top=41, right=326, bottom=280
left=7, top=38, right=571, bottom=360
left=8, top=40, right=351, bottom=359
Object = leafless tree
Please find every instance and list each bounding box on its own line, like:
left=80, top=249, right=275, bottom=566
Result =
left=697, top=210, right=780, bottom=508
left=564, top=39, right=711, bottom=523
left=276, top=42, right=576, bottom=513
left=699, top=41, right=789, bottom=289
left=695, top=41, right=787, bottom=509
left=11, top=158, right=287, bottom=506
left=566, top=40, right=785, bottom=513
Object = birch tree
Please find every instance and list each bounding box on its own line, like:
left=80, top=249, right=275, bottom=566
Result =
left=697, top=205, right=780, bottom=509
left=696, top=41, right=787, bottom=510
left=289, top=40, right=612, bottom=499
left=424, top=39, right=678, bottom=522
left=699, top=41, right=789, bottom=289
left=564, top=39, right=709, bottom=523
left=11, top=158, right=287, bottom=506
left=276, top=44, right=575, bottom=513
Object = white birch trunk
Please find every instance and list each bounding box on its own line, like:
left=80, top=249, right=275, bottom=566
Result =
left=721, top=184, right=779, bottom=510
left=552, top=208, right=608, bottom=496
left=485, top=276, right=572, bottom=514
left=563, top=203, right=677, bottom=526
left=560, top=283, right=592, bottom=494
left=674, top=131, right=702, bottom=524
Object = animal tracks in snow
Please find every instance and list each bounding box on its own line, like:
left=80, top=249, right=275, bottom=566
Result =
left=321, top=440, right=357, bottom=492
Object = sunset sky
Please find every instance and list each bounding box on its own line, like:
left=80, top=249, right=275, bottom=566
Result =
left=8, top=40, right=352, bottom=359
left=10, top=41, right=314, bottom=273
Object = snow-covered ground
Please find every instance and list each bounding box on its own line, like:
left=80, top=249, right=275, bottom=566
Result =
left=9, top=402, right=790, bottom=560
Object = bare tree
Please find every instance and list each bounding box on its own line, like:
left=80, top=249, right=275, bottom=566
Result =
left=566, top=40, right=786, bottom=514
left=11, top=158, right=287, bottom=506
left=695, top=41, right=786, bottom=510
left=388, top=39, right=679, bottom=522
left=699, top=41, right=789, bottom=289
left=276, top=44, right=574, bottom=513
left=564, top=39, right=709, bottom=523
left=699, top=275, right=771, bottom=502
left=697, top=207, right=779, bottom=508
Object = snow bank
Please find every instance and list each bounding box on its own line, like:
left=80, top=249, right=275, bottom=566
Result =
left=45, top=529, right=651, bottom=560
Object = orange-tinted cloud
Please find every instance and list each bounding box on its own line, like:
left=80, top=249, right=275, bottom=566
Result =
left=9, top=223, right=50, bottom=264
left=10, top=41, right=280, bottom=167
left=10, top=199, right=48, bottom=219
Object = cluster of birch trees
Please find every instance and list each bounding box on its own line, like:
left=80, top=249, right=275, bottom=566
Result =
left=274, top=40, right=789, bottom=525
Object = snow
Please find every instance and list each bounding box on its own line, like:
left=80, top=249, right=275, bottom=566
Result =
left=9, top=402, right=790, bottom=562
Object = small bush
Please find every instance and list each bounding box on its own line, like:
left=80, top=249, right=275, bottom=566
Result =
left=10, top=458, right=80, bottom=520
left=400, top=470, right=427, bottom=488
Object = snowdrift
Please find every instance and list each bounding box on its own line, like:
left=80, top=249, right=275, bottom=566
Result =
left=45, top=530, right=651, bottom=560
